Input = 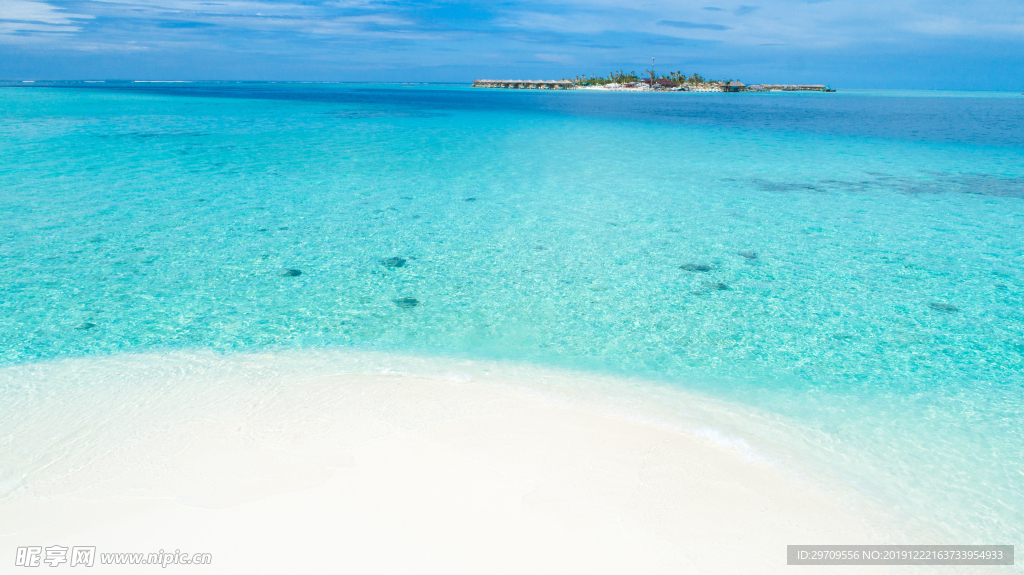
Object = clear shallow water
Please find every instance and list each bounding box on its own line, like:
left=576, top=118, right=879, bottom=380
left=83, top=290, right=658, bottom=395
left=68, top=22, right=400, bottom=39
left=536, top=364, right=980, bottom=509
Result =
left=1, top=83, right=1023, bottom=546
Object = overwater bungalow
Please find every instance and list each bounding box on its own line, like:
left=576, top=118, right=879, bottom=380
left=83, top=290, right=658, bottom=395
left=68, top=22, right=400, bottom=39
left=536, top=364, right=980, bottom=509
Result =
left=472, top=79, right=574, bottom=89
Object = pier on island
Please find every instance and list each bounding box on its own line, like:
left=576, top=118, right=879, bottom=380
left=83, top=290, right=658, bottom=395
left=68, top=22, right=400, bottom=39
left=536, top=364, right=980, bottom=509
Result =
left=472, top=79, right=575, bottom=89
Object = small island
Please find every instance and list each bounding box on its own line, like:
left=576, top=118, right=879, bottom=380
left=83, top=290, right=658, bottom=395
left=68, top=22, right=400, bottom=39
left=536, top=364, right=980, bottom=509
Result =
left=473, top=70, right=833, bottom=92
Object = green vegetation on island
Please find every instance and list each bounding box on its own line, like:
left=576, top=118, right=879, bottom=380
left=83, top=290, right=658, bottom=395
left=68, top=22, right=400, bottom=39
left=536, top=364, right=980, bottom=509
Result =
left=572, top=70, right=716, bottom=87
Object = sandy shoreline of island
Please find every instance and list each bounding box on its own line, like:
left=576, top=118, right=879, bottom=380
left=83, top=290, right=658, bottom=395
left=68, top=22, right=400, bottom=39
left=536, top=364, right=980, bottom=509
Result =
left=1, top=351, right=909, bottom=573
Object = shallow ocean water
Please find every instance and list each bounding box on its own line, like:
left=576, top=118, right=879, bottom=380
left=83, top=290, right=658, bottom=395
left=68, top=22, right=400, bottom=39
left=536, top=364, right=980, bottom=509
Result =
left=1, top=82, right=1022, bottom=546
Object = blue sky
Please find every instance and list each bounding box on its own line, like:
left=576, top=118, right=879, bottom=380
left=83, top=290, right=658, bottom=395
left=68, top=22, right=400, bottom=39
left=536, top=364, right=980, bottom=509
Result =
left=1, top=0, right=1022, bottom=87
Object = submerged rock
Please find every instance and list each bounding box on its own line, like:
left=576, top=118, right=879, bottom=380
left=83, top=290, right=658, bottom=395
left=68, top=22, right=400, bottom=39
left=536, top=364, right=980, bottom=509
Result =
left=680, top=264, right=712, bottom=272
left=75, top=322, right=97, bottom=330
left=394, top=297, right=419, bottom=308
left=929, top=302, right=958, bottom=312
left=281, top=269, right=302, bottom=277
left=382, top=257, right=407, bottom=268
left=738, top=251, right=758, bottom=260
left=691, top=282, right=729, bottom=294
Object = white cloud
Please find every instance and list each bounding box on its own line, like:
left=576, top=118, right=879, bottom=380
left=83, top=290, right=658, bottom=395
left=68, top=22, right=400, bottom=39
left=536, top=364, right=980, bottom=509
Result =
left=0, top=0, right=92, bottom=36
left=2, top=0, right=1022, bottom=58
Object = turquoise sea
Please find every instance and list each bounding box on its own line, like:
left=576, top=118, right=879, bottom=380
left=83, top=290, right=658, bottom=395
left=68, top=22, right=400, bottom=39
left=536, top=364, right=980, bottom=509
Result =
left=2, top=82, right=1022, bottom=548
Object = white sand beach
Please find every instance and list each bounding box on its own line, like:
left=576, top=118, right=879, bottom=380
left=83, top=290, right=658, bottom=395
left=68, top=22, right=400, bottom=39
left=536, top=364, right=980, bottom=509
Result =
left=1, top=351, right=904, bottom=573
